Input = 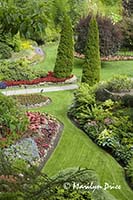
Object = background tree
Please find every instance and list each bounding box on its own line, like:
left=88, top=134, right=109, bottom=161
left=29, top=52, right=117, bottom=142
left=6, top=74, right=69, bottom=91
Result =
left=82, top=16, right=101, bottom=85
left=120, top=0, right=133, bottom=50
left=54, top=15, right=74, bottom=78
left=0, top=0, right=50, bottom=45
left=75, top=15, right=123, bottom=56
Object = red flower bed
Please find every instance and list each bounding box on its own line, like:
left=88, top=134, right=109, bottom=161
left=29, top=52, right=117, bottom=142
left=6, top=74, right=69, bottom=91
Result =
left=4, top=71, right=73, bottom=87
left=26, top=111, right=60, bottom=157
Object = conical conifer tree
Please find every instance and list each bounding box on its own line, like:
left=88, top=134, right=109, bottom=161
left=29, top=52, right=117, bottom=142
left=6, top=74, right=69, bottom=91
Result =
left=82, top=16, right=101, bottom=85
left=54, top=15, right=74, bottom=78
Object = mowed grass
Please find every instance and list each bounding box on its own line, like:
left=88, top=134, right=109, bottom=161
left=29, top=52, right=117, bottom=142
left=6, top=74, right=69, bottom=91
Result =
left=31, top=91, right=133, bottom=200
left=33, top=43, right=133, bottom=82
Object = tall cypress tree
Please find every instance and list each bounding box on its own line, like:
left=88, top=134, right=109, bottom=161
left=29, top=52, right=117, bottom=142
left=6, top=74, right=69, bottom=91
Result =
left=82, top=16, right=101, bottom=85
left=54, top=15, right=74, bottom=78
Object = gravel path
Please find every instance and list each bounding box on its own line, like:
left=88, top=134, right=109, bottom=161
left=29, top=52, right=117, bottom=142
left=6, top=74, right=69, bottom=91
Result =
left=1, top=84, right=79, bottom=96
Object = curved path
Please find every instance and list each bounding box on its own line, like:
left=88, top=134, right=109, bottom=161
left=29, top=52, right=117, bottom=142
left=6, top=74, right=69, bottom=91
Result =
left=1, top=84, right=78, bottom=96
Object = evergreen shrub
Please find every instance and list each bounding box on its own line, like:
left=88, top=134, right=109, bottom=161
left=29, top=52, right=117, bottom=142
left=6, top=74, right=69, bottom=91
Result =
left=0, top=42, right=12, bottom=59
left=82, top=16, right=101, bottom=85
left=54, top=15, right=74, bottom=78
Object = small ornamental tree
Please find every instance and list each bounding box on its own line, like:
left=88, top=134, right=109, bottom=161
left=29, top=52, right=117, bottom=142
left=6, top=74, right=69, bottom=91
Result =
left=54, top=15, right=74, bottom=78
left=82, top=16, right=101, bottom=85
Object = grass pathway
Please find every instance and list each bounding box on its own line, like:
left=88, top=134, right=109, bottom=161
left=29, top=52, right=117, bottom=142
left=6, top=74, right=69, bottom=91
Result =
left=32, top=90, right=133, bottom=200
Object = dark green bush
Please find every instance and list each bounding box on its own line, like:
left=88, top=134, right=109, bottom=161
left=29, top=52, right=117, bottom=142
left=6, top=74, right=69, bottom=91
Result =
left=0, top=42, right=12, bottom=59
left=0, top=32, right=21, bottom=52
left=126, top=158, right=133, bottom=189
left=82, top=16, right=101, bottom=85
left=121, top=94, right=133, bottom=107
left=75, top=15, right=123, bottom=56
left=54, top=15, right=74, bottom=78
left=95, top=82, right=113, bottom=102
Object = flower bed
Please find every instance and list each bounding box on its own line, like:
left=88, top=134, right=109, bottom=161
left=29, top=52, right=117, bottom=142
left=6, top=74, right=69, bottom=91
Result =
left=74, top=52, right=133, bottom=61
left=3, top=111, right=62, bottom=165
left=11, top=94, right=51, bottom=108
left=3, top=71, right=73, bottom=87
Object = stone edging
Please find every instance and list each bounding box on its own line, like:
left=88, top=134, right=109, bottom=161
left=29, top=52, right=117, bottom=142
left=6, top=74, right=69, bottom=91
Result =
left=22, top=98, right=52, bottom=109
left=74, top=52, right=133, bottom=61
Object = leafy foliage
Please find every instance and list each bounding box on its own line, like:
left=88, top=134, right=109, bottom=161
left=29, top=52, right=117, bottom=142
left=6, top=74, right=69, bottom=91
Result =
left=75, top=14, right=123, bottom=56
left=0, top=59, right=46, bottom=81
left=106, top=75, right=132, bottom=92
left=0, top=154, right=116, bottom=200
left=69, top=82, right=133, bottom=166
left=0, top=0, right=51, bottom=44
left=54, top=15, right=74, bottom=78
left=82, top=16, right=101, bottom=85
left=0, top=93, right=28, bottom=148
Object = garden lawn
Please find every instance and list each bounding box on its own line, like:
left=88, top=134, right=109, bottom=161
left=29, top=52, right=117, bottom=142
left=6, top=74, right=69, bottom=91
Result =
left=32, top=43, right=133, bottom=82
left=31, top=90, right=133, bottom=200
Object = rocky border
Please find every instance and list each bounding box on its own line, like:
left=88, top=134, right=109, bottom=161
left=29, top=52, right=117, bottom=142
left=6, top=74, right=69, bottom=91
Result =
left=74, top=52, right=133, bottom=61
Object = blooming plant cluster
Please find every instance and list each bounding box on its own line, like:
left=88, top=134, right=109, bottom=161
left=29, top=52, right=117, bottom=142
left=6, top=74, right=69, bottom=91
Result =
left=2, top=111, right=61, bottom=165
left=26, top=112, right=60, bottom=158
left=3, top=71, right=73, bottom=87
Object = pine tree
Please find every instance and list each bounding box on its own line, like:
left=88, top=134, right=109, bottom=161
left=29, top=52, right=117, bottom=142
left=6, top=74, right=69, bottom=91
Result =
left=54, top=15, right=74, bottom=78
left=82, top=16, right=101, bottom=85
